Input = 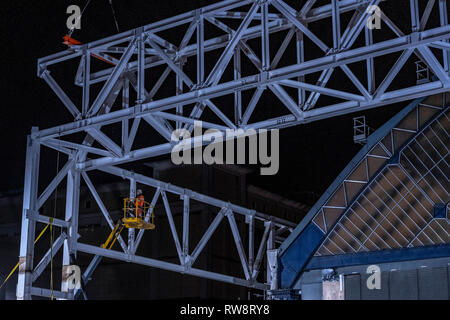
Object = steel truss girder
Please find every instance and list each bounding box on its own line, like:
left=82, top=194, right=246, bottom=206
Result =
left=20, top=0, right=450, bottom=299
left=36, top=25, right=450, bottom=138
left=38, top=0, right=368, bottom=70
left=18, top=135, right=294, bottom=299
left=76, top=242, right=268, bottom=290
left=34, top=0, right=450, bottom=174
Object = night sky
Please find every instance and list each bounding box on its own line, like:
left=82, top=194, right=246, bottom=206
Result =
left=0, top=0, right=431, bottom=206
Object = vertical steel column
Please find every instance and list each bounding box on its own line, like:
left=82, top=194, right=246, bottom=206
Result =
left=122, top=78, right=129, bottom=151
left=296, top=29, right=305, bottom=106
left=176, top=62, right=184, bottom=130
left=261, top=1, right=270, bottom=71
left=439, top=0, right=450, bottom=73
left=410, top=0, right=420, bottom=32
left=61, top=165, right=80, bottom=296
left=17, top=128, right=40, bottom=300
left=234, top=48, right=242, bottom=125
left=365, top=25, right=375, bottom=94
left=266, top=221, right=274, bottom=285
left=332, top=0, right=341, bottom=50
left=82, top=49, right=90, bottom=117
left=197, top=14, right=205, bottom=85
left=137, top=30, right=145, bottom=104
left=247, top=215, right=254, bottom=276
left=182, top=194, right=189, bottom=265
left=128, top=178, right=136, bottom=254
left=266, top=249, right=278, bottom=291
left=298, top=0, right=315, bottom=103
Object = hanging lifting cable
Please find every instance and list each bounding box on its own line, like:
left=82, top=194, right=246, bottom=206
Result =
left=64, top=1, right=123, bottom=66
left=108, top=0, right=120, bottom=33
left=68, top=0, right=92, bottom=37
left=68, top=0, right=121, bottom=37
left=50, top=147, right=61, bottom=300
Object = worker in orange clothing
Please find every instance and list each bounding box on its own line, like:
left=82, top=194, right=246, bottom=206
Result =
left=136, top=189, right=145, bottom=218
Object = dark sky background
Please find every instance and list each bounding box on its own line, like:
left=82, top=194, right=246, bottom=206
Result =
left=0, top=0, right=436, bottom=205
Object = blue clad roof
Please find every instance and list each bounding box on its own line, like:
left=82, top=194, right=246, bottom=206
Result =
left=278, top=95, right=449, bottom=289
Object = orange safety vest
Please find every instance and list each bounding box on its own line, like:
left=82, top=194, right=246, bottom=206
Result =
left=136, top=195, right=145, bottom=217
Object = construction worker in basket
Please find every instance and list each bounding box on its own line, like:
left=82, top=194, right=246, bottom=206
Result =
left=135, top=189, right=145, bottom=218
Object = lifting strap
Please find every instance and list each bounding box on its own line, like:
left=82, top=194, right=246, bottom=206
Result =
left=109, top=0, right=120, bottom=33
left=63, top=35, right=117, bottom=66
left=65, top=0, right=121, bottom=62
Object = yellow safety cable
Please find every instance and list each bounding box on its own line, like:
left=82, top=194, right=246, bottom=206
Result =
left=0, top=223, right=51, bottom=290
left=1, top=152, right=61, bottom=297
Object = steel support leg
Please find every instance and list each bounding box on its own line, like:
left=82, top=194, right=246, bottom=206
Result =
left=266, top=222, right=275, bottom=285
left=17, top=129, right=40, bottom=300
left=61, top=166, right=80, bottom=297
left=182, top=194, right=190, bottom=265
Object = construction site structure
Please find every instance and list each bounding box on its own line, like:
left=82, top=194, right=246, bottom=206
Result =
left=17, top=0, right=450, bottom=299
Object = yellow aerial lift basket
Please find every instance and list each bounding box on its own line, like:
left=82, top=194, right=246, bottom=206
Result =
left=122, top=198, right=155, bottom=230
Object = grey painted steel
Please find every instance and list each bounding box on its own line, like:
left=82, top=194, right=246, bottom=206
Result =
left=32, top=233, right=67, bottom=283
